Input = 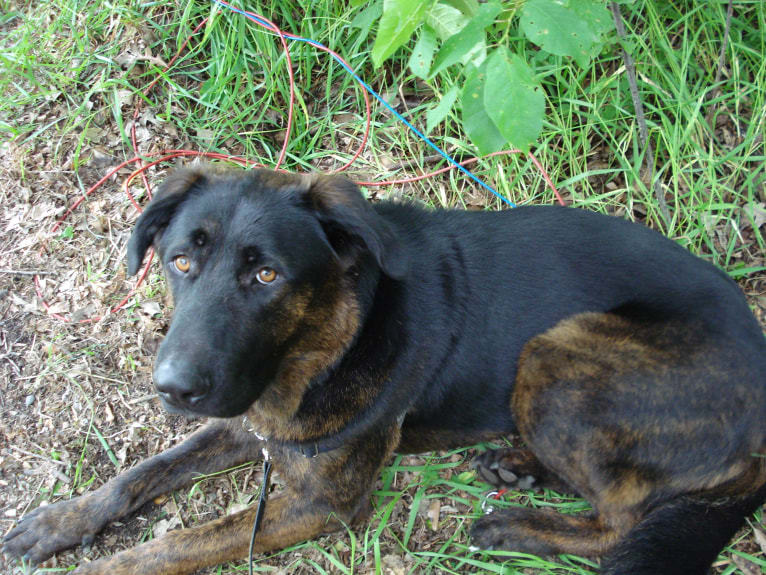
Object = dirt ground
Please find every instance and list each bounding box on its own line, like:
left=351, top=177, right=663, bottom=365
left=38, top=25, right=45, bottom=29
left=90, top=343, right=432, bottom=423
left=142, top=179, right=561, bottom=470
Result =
left=1, top=27, right=766, bottom=575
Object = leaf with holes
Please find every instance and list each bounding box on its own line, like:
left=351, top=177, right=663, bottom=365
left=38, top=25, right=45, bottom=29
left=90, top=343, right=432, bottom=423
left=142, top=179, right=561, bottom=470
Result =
left=484, top=47, right=544, bottom=153
left=372, top=0, right=434, bottom=68
left=520, top=0, right=611, bottom=68
left=461, top=62, right=506, bottom=155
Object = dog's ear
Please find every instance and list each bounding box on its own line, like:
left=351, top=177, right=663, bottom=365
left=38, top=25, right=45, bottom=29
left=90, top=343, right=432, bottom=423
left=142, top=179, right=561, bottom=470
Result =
left=127, top=168, right=206, bottom=275
left=302, top=174, right=408, bottom=279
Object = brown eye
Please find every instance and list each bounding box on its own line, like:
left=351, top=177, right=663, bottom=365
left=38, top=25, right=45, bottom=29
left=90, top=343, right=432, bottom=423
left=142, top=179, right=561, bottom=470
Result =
left=174, top=256, right=191, bottom=273
left=256, top=267, right=277, bottom=284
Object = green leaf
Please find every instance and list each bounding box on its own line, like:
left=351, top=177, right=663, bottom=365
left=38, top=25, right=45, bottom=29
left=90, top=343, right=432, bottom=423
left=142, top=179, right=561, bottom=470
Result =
left=426, top=2, right=469, bottom=40
left=408, top=26, right=438, bottom=78
left=572, top=0, right=613, bottom=38
left=429, top=2, right=501, bottom=77
left=484, top=47, right=544, bottom=153
left=439, top=0, right=479, bottom=16
left=426, top=84, right=459, bottom=134
left=350, top=2, right=383, bottom=31
left=429, top=28, right=482, bottom=78
left=351, top=3, right=384, bottom=45
left=461, top=63, right=507, bottom=155
left=520, top=0, right=610, bottom=68
left=372, top=0, right=434, bottom=68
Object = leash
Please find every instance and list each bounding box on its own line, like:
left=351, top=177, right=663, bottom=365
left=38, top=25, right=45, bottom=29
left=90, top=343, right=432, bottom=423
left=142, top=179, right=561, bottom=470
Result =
left=248, top=454, right=272, bottom=575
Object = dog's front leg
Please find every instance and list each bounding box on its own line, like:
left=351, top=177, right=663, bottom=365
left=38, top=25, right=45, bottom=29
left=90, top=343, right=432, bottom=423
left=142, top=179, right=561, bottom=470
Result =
left=3, top=419, right=261, bottom=565
left=71, top=493, right=338, bottom=575
left=70, top=422, right=401, bottom=575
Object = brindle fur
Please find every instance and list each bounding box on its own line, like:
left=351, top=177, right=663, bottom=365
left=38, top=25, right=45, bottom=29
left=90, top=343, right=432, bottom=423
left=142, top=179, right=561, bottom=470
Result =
left=4, top=167, right=765, bottom=575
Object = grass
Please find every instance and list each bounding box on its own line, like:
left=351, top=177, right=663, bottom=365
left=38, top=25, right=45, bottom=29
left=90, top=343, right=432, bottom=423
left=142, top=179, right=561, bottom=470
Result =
left=1, top=1, right=764, bottom=574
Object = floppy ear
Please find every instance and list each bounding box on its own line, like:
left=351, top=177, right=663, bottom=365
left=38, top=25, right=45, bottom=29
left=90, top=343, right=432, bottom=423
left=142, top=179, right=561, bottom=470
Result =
left=127, top=168, right=206, bottom=275
left=302, top=174, right=408, bottom=279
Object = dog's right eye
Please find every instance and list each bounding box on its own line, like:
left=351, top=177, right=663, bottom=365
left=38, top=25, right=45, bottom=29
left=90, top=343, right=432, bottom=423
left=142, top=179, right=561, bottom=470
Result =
left=173, top=256, right=191, bottom=273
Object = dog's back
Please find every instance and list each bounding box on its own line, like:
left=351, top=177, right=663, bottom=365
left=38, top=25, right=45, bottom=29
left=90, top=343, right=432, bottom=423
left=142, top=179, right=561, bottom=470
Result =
left=381, top=202, right=766, bottom=573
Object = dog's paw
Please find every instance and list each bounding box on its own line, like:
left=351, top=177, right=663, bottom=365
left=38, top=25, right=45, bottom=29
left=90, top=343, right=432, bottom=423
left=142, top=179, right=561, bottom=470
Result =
left=470, top=508, right=557, bottom=555
left=471, top=447, right=573, bottom=494
left=471, top=448, right=540, bottom=489
left=471, top=511, right=515, bottom=551
left=2, top=494, right=108, bottom=565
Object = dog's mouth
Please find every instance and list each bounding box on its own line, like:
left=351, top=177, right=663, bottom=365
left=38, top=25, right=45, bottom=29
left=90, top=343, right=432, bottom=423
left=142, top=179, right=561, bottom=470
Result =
left=157, top=395, right=208, bottom=419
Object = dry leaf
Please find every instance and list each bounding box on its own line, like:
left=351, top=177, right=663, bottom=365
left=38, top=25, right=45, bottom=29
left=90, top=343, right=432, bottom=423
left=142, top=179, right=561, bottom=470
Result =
left=731, top=554, right=760, bottom=575
left=748, top=202, right=766, bottom=229
left=753, top=526, right=766, bottom=554
left=140, top=301, right=162, bottom=317
left=428, top=499, right=440, bottom=530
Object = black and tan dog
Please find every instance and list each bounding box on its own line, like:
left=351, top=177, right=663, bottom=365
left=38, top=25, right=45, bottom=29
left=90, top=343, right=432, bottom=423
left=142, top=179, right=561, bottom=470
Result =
left=5, top=167, right=766, bottom=574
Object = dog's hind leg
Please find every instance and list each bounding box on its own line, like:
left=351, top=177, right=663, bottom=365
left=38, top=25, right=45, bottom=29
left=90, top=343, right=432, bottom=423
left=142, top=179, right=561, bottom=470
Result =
left=471, top=506, right=630, bottom=557
left=3, top=419, right=262, bottom=565
left=471, top=312, right=766, bottom=572
left=600, top=484, right=766, bottom=575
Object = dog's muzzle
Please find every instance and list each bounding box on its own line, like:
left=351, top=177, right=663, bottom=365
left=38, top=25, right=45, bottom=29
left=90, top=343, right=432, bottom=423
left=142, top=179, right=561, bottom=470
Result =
left=153, top=359, right=212, bottom=412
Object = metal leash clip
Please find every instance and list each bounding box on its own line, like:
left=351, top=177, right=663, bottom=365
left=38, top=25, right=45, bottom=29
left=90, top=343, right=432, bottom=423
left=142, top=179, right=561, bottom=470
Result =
left=481, top=491, right=499, bottom=515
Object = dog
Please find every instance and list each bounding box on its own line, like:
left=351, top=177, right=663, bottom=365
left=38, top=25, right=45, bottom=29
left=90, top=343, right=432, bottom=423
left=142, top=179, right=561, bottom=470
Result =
left=4, top=167, right=766, bottom=575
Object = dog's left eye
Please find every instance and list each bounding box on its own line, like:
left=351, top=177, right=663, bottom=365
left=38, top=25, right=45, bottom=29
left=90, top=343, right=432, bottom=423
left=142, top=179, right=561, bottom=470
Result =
left=256, top=267, right=277, bottom=284
left=173, top=256, right=191, bottom=273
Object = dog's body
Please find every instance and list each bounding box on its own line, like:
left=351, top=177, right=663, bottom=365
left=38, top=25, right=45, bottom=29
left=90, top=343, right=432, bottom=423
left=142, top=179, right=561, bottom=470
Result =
left=5, top=168, right=766, bottom=574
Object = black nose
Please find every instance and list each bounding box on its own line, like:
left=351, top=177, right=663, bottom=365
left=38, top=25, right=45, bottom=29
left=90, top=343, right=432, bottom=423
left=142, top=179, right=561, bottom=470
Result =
left=154, top=360, right=211, bottom=410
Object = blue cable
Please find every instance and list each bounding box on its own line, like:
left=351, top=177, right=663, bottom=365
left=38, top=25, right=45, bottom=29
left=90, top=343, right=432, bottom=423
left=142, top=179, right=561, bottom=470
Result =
left=210, top=0, right=515, bottom=208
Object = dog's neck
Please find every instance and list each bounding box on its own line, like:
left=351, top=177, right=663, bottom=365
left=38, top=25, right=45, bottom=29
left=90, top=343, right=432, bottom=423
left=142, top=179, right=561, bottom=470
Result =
left=244, top=258, right=399, bottom=449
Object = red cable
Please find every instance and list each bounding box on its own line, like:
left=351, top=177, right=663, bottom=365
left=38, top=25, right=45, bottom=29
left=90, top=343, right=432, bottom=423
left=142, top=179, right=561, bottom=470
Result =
left=358, top=149, right=565, bottom=206
left=214, top=0, right=371, bottom=172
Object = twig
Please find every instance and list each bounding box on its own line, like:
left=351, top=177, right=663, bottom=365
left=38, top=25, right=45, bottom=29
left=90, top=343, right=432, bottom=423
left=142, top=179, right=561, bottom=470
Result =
left=127, top=393, right=159, bottom=405
left=705, top=0, right=734, bottom=125
left=392, top=153, right=453, bottom=172
left=0, top=269, right=55, bottom=276
left=609, top=2, right=671, bottom=227
left=9, top=445, right=68, bottom=466
left=713, top=0, right=734, bottom=89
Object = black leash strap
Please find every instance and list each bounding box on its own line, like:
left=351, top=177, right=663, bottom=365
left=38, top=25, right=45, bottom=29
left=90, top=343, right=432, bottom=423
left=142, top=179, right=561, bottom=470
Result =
left=248, top=458, right=273, bottom=575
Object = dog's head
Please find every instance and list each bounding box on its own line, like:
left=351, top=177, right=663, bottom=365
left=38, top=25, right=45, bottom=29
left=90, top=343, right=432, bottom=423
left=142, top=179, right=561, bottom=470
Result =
left=127, top=167, right=407, bottom=418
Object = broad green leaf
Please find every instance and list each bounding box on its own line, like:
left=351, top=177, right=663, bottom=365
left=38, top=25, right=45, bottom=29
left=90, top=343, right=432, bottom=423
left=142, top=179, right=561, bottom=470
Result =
left=408, top=26, right=438, bottom=78
left=429, top=2, right=501, bottom=77
left=460, top=1, right=501, bottom=30
left=520, top=0, right=609, bottom=68
left=461, top=63, right=506, bottom=155
left=426, top=84, right=459, bottom=134
left=429, top=27, right=483, bottom=77
left=572, top=0, right=612, bottom=38
left=372, top=0, right=434, bottom=68
left=484, top=47, right=544, bottom=153
left=426, top=2, right=469, bottom=40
